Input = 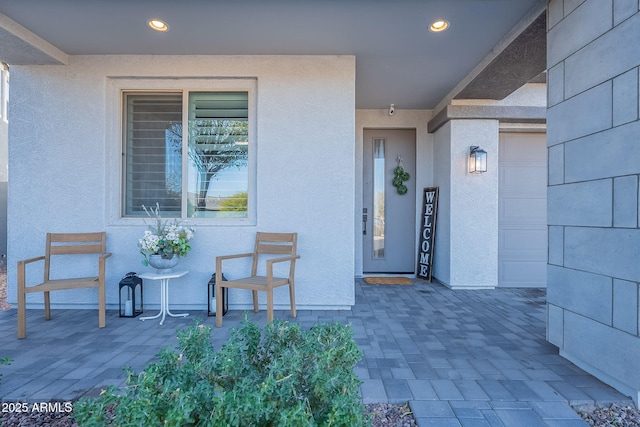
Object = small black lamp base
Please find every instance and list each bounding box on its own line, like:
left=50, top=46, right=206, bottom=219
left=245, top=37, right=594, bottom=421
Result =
left=119, top=272, right=144, bottom=318
left=207, top=272, right=228, bottom=316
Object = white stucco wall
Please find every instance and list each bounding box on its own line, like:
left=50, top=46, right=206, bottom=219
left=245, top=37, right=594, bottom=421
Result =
left=8, top=55, right=356, bottom=311
left=546, top=0, right=640, bottom=405
left=432, top=122, right=452, bottom=284
left=450, top=120, right=499, bottom=288
left=433, top=120, right=499, bottom=289
left=354, top=109, right=434, bottom=276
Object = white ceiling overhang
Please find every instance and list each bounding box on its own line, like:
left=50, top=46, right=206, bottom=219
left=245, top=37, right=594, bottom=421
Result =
left=0, top=13, right=67, bottom=65
left=0, top=0, right=546, bottom=110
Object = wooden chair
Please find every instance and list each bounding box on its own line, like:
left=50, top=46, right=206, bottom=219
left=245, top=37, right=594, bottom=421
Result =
left=215, top=232, right=299, bottom=327
left=17, top=232, right=111, bottom=339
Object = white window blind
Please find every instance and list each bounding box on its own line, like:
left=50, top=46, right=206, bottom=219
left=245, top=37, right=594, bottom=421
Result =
left=123, top=93, right=182, bottom=216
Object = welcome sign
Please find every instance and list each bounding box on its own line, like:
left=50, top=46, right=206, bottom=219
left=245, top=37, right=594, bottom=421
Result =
left=416, top=187, right=438, bottom=281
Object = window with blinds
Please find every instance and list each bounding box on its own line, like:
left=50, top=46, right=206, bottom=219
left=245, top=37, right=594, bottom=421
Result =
left=123, top=93, right=182, bottom=216
left=122, top=90, right=250, bottom=218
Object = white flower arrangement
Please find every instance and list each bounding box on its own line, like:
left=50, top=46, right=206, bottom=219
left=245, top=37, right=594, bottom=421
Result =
left=138, top=203, right=195, bottom=265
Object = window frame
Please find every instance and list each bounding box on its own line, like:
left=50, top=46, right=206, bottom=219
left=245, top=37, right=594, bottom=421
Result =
left=107, top=78, right=257, bottom=226
left=1, top=64, right=8, bottom=123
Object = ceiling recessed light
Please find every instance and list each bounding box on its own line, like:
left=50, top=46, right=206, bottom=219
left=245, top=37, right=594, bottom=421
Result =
left=429, top=19, right=449, bottom=33
left=148, top=19, right=169, bottom=32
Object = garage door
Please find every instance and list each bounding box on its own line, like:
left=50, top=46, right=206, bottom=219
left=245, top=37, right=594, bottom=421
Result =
left=498, top=132, right=547, bottom=287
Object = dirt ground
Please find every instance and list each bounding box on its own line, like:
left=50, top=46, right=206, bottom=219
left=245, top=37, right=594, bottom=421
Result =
left=0, top=260, right=9, bottom=311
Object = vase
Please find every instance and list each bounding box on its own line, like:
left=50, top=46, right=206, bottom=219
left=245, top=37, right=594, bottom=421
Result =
left=147, top=254, right=180, bottom=274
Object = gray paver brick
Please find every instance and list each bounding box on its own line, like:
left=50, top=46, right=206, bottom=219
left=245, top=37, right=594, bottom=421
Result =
left=360, top=379, right=386, bottom=404
left=457, top=368, right=483, bottom=380
left=480, top=410, right=507, bottom=427
left=453, top=407, right=484, bottom=418
left=431, top=379, right=464, bottom=400
left=410, top=400, right=456, bottom=418
left=383, top=379, right=413, bottom=403
left=491, top=401, right=532, bottom=410
left=449, top=401, right=492, bottom=410
left=61, top=367, right=98, bottom=380
left=392, top=367, right=416, bottom=379
left=477, top=380, right=516, bottom=401
left=529, top=401, right=584, bottom=420
left=455, top=380, right=491, bottom=400
left=582, top=386, right=636, bottom=404
left=500, top=380, right=541, bottom=401
left=494, top=408, right=547, bottom=426
left=498, top=368, right=530, bottom=380
left=407, top=380, right=438, bottom=400
left=547, top=381, right=595, bottom=405
left=415, top=417, right=462, bottom=426
left=459, top=419, right=492, bottom=427
left=542, top=420, right=589, bottom=426
left=524, top=380, right=566, bottom=402
left=409, top=362, right=439, bottom=379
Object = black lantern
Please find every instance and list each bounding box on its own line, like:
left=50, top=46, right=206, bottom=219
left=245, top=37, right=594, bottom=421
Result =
left=469, top=146, right=488, bottom=174
left=119, top=272, right=143, bottom=317
left=208, top=273, right=228, bottom=316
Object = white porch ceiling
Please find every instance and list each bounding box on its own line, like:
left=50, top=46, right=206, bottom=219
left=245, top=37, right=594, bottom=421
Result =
left=0, top=0, right=545, bottom=110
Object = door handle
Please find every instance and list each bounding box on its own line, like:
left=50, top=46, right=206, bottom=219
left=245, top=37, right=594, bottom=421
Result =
left=362, top=208, right=368, bottom=235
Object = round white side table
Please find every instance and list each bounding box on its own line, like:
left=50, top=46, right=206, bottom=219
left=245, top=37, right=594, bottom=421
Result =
left=138, top=270, right=189, bottom=325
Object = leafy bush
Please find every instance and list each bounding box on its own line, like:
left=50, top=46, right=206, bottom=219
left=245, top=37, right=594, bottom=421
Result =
left=73, top=319, right=367, bottom=426
left=219, top=191, right=248, bottom=212
left=0, top=356, right=10, bottom=385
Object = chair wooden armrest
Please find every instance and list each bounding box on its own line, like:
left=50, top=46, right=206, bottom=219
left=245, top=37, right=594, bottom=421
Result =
left=216, top=252, right=254, bottom=262
left=266, top=255, right=300, bottom=279
left=266, top=255, right=300, bottom=266
left=17, top=255, right=46, bottom=294
left=215, top=253, right=253, bottom=275
left=17, top=255, right=46, bottom=267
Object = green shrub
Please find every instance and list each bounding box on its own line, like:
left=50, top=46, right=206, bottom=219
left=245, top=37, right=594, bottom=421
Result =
left=0, top=356, right=10, bottom=385
left=219, top=191, right=248, bottom=212
left=73, top=319, right=367, bottom=426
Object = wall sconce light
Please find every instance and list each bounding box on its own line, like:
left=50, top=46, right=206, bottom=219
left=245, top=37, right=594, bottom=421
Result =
left=469, top=146, right=487, bottom=174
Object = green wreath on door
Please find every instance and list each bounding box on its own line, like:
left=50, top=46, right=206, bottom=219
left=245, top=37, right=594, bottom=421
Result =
left=392, top=165, right=410, bottom=195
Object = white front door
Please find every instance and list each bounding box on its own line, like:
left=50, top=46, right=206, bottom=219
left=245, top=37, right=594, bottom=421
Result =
left=363, top=129, right=416, bottom=273
left=498, top=132, right=547, bottom=287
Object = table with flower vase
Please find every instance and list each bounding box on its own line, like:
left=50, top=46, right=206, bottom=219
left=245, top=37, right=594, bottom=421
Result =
left=138, top=270, right=189, bottom=325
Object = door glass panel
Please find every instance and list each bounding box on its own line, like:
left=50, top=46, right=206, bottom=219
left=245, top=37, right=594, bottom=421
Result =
left=373, top=138, right=385, bottom=258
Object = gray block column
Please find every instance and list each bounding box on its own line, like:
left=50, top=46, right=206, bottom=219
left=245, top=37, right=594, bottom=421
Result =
left=546, top=0, right=640, bottom=405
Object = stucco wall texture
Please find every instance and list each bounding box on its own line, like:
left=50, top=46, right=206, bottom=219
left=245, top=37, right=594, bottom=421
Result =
left=546, top=0, right=640, bottom=405
left=7, top=55, right=356, bottom=312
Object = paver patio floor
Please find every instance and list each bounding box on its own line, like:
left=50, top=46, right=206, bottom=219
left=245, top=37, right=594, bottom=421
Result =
left=0, top=279, right=634, bottom=426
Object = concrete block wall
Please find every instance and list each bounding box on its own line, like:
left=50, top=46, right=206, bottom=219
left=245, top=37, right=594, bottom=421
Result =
left=546, top=0, right=640, bottom=404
